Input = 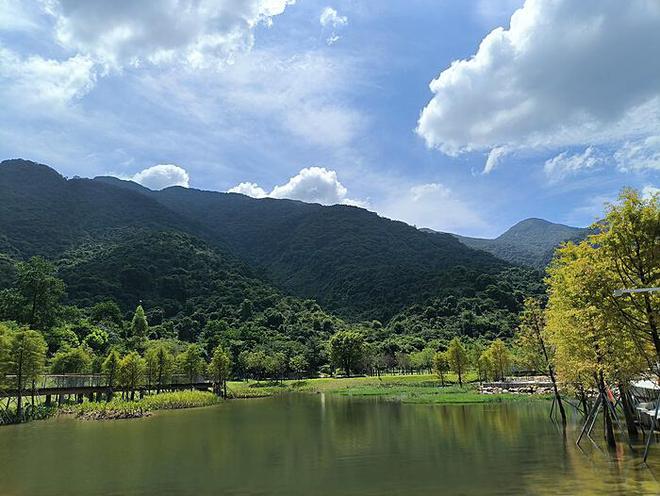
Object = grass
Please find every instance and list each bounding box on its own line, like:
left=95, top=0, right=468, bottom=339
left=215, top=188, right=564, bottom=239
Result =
left=70, top=391, right=220, bottom=420
left=227, top=373, right=549, bottom=405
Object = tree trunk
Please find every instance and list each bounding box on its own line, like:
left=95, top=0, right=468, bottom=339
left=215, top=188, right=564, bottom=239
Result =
left=618, top=384, right=639, bottom=439
left=547, top=364, right=566, bottom=426
left=598, top=372, right=617, bottom=449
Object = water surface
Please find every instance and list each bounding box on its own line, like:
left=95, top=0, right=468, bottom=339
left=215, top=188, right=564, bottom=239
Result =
left=1, top=395, right=658, bottom=495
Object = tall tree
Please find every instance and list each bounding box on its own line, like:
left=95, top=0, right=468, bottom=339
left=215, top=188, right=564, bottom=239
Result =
left=328, top=330, right=364, bottom=377
left=516, top=298, right=567, bottom=425
left=130, top=305, right=149, bottom=340
left=208, top=345, right=232, bottom=397
left=432, top=351, right=449, bottom=386
left=5, top=330, right=47, bottom=421
left=119, top=352, right=145, bottom=401
left=546, top=241, right=647, bottom=448
left=179, top=344, right=205, bottom=387
left=102, top=350, right=121, bottom=400
left=446, top=337, right=469, bottom=387
left=485, top=339, right=511, bottom=381
left=594, top=189, right=659, bottom=366
left=145, top=343, right=174, bottom=394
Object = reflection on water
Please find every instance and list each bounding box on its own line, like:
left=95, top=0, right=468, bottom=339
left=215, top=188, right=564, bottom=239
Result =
left=0, top=395, right=658, bottom=495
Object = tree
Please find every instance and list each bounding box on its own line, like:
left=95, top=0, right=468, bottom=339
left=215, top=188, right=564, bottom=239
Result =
left=516, top=298, right=567, bottom=425
left=102, top=350, right=121, bottom=400
left=545, top=240, right=647, bottom=448
left=90, top=300, right=123, bottom=326
left=4, top=330, right=47, bottom=421
left=432, top=351, right=450, bottom=386
left=446, top=337, right=469, bottom=387
left=289, top=354, right=309, bottom=379
left=145, top=343, right=175, bottom=394
left=328, top=330, right=364, bottom=376
left=485, top=340, right=511, bottom=381
left=119, top=352, right=145, bottom=401
left=208, top=346, right=232, bottom=397
left=179, top=344, right=205, bottom=387
left=50, top=346, right=92, bottom=374
left=266, top=352, right=287, bottom=383
left=593, top=189, right=659, bottom=365
left=0, top=257, right=65, bottom=330
left=130, top=305, right=149, bottom=340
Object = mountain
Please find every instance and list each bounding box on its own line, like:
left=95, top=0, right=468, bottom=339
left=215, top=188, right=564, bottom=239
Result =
left=0, top=159, right=531, bottom=323
left=424, top=218, right=588, bottom=268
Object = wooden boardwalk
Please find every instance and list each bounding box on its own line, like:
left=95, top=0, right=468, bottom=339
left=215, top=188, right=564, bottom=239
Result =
left=0, top=374, right=213, bottom=399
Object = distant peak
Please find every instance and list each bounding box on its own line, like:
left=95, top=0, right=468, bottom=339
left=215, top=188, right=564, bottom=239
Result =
left=0, top=158, right=65, bottom=181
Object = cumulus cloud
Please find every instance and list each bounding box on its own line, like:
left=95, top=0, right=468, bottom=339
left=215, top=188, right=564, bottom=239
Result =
left=380, top=183, right=485, bottom=232
left=614, top=136, right=660, bottom=171
left=132, top=164, right=190, bottom=190
left=227, top=166, right=364, bottom=205
left=417, top=0, right=660, bottom=161
left=544, top=147, right=602, bottom=180
left=228, top=182, right=267, bottom=198
left=46, top=0, right=295, bottom=69
left=0, top=46, right=96, bottom=105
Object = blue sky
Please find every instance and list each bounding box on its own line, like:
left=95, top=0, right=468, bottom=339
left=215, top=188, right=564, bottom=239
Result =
left=1, top=0, right=658, bottom=237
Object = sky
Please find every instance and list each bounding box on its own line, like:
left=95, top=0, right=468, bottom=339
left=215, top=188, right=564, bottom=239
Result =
left=0, top=0, right=658, bottom=238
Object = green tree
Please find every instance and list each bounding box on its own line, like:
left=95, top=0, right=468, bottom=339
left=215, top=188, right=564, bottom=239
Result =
left=432, top=351, right=450, bottom=386
left=102, top=350, right=121, bottom=400
left=179, top=344, right=205, bottom=387
left=130, top=305, right=149, bottom=340
left=485, top=339, right=511, bottom=381
left=328, top=330, right=364, bottom=376
left=516, top=298, right=567, bottom=425
left=4, top=330, right=47, bottom=421
left=0, top=257, right=65, bottom=329
left=446, top=337, right=469, bottom=387
left=145, top=343, right=174, bottom=394
left=208, top=345, right=232, bottom=397
left=50, top=346, right=92, bottom=374
left=119, top=351, right=145, bottom=401
left=594, top=189, right=659, bottom=363
left=289, top=354, right=309, bottom=379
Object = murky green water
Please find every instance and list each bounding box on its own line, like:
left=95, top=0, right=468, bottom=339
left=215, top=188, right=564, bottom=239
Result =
left=0, top=395, right=658, bottom=495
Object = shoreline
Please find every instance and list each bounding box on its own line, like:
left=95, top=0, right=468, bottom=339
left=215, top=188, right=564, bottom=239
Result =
left=5, top=374, right=550, bottom=423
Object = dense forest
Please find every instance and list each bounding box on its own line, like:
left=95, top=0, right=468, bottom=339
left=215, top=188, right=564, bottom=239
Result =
left=0, top=159, right=554, bottom=399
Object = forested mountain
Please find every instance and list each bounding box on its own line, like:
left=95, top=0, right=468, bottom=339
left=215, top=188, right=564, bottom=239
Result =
left=0, top=159, right=529, bottom=322
left=424, top=218, right=588, bottom=268
left=0, top=158, right=549, bottom=367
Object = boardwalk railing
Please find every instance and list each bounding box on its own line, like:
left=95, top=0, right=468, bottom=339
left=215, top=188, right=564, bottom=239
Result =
left=0, top=374, right=212, bottom=398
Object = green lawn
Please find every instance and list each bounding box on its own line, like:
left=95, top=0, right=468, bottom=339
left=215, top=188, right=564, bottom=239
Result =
left=227, top=373, right=548, bottom=404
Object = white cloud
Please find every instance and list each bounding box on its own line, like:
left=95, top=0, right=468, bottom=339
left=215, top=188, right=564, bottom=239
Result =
left=227, top=166, right=364, bottom=205
left=132, top=164, right=189, bottom=190
left=0, top=46, right=96, bottom=105
left=642, top=185, right=659, bottom=199
left=483, top=146, right=508, bottom=174
left=47, top=0, right=295, bottom=69
left=544, top=147, right=602, bottom=180
left=614, top=136, right=660, bottom=171
left=417, top=0, right=660, bottom=161
left=270, top=166, right=348, bottom=204
left=228, top=182, right=267, bottom=198
left=320, top=6, right=347, bottom=45
left=320, top=7, right=347, bottom=28
left=379, top=183, right=486, bottom=232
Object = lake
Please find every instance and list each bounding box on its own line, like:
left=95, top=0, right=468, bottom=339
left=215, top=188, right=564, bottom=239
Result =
left=1, top=394, right=658, bottom=495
